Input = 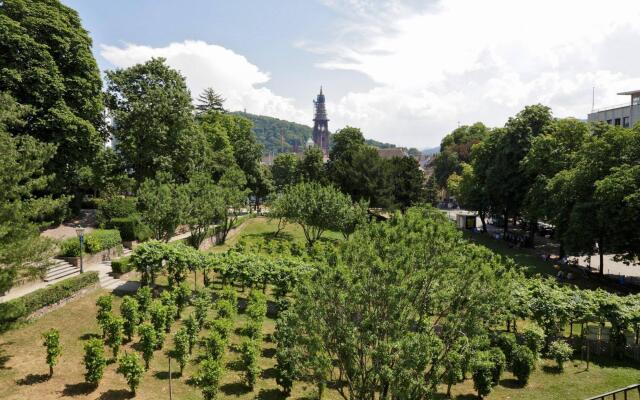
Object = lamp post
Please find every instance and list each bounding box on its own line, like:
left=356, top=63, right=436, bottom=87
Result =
left=75, top=227, right=85, bottom=274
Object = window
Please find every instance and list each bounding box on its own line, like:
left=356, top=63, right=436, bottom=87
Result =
left=615, top=118, right=621, bottom=126
left=633, top=95, right=640, bottom=106
left=623, top=117, right=630, bottom=128
left=607, top=119, right=612, bottom=125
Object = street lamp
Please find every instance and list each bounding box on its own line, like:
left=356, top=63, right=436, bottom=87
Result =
left=75, top=227, right=85, bottom=274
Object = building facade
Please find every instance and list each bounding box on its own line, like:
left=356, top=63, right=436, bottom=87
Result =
left=312, top=87, right=330, bottom=155
left=588, top=90, right=640, bottom=128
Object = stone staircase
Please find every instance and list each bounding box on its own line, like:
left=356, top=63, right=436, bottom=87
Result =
left=97, top=248, right=133, bottom=291
left=44, top=259, right=80, bottom=282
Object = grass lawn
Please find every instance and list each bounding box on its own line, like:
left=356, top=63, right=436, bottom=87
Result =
left=1, top=217, right=638, bottom=400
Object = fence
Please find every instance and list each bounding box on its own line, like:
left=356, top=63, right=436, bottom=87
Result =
left=569, top=325, right=640, bottom=362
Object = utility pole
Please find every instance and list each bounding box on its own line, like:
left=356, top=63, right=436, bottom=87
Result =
left=169, top=356, right=173, bottom=400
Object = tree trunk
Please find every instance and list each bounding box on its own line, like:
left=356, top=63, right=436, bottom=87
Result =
left=598, top=238, right=604, bottom=275
left=503, top=209, right=509, bottom=235
left=479, top=212, right=487, bottom=233
left=49, top=365, right=53, bottom=377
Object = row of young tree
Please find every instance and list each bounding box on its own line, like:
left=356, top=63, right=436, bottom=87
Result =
left=438, top=105, right=640, bottom=273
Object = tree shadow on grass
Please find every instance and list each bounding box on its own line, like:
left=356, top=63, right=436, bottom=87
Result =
left=96, top=389, right=132, bottom=400
left=16, top=373, right=50, bottom=385
left=226, top=359, right=244, bottom=371
left=154, top=370, right=181, bottom=380
left=261, top=367, right=278, bottom=379
left=220, top=381, right=251, bottom=396
left=262, top=347, right=276, bottom=358
left=62, top=382, right=96, bottom=396
left=542, top=365, right=562, bottom=374
left=0, top=341, right=14, bottom=369
left=257, top=388, right=286, bottom=400
left=499, top=378, right=524, bottom=389
left=79, top=333, right=100, bottom=341
left=454, top=395, right=479, bottom=400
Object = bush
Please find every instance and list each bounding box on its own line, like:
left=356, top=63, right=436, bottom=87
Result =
left=472, top=357, right=494, bottom=399
left=117, top=352, right=144, bottom=395
left=548, top=340, right=573, bottom=371
left=174, top=328, right=190, bottom=373
left=96, top=196, right=137, bottom=225
left=522, top=326, right=545, bottom=357
left=107, top=215, right=152, bottom=242
left=111, top=257, right=132, bottom=274
left=246, top=290, right=267, bottom=322
left=216, top=299, right=236, bottom=320
left=487, top=347, right=506, bottom=385
left=136, top=286, right=152, bottom=317
left=240, top=339, right=260, bottom=389
left=209, top=318, right=233, bottom=340
left=120, top=296, right=139, bottom=341
left=138, top=323, right=156, bottom=369
left=0, top=272, right=99, bottom=331
left=201, top=330, right=227, bottom=361
left=494, top=333, right=517, bottom=366
left=512, top=345, right=536, bottom=385
left=105, top=315, right=124, bottom=358
left=194, top=357, right=224, bottom=400
left=83, top=338, right=106, bottom=385
left=59, top=229, right=122, bottom=256
left=42, top=328, right=61, bottom=377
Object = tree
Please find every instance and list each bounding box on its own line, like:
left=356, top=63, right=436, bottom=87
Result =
left=104, top=315, right=125, bottom=358
left=136, top=286, right=153, bottom=316
left=386, top=156, right=425, bottom=211
left=1, top=0, right=104, bottom=197
left=173, top=328, right=190, bottom=374
left=42, top=328, right=61, bottom=377
left=522, top=326, right=545, bottom=357
left=138, top=173, right=185, bottom=242
left=83, top=338, right=106, bottom=386
left=433, top=151, right=461, bottom=190
left=271, top=153, right=299, bottom=192
left=181, top=172, right=222, bottom=249
left=270, top=182, right=353, bottom=246
left=472, top=356, right=494, bottom=399
left=149, top=300, right=169, bottom=347
left=440, top=122, right=490, bottom=163
left=216, top=167, right=250, bottom=244
left=298, top=146, right=325, bottom=183
left=240, top=339, right=260, bottom=390
left=548, top=340, right=573, bottom=371
left=251, top=164, right=274, bottom=213
left=201, top=330, right=227, bottom=361
left=105, top=58, right=199, bottom=183
left=117, top=352, right=144, bottom=395
left=184, top=313, right=199, bottom=354
left=424, top=174, right=438, bottom=206
left=275, top=311, right=301, bottom=396
left=0, top=106, right=60, bottom=293
left=138, top=323, right=156, bottom=369
left=218, top=114, right=263, bottom=196
left=280, top=207, right=516, bottom=400
left=196, top=88, right=226, bottom=114
left=194, top=357, right=224, bottom=400
left=120, top=296, right=139, bottom=342
left=457, top=163, right=490, bottom=231
left=96, top=295, right=112, bottom=338
left=131, top=241, right=167, bottom=286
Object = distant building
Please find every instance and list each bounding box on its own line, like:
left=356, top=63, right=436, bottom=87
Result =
left=376, top=147, right=409, bottom=159
left=312, top=87, right=330, bottom=155
left=588, top=90, right=640, bottom=128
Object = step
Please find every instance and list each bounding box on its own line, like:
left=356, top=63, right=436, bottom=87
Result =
left=45, top=263, right=76, bottom=275
left=44, top=268, right=80, bottom=282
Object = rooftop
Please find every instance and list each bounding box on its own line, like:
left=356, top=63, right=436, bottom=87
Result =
left=618, top=89, right=640, bottom=96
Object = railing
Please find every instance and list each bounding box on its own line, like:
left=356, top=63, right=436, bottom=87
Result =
left=584, top=384, right=640, bottom=400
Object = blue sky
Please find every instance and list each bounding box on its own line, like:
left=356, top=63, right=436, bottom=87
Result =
left=63, top=0, right=640, bottom=148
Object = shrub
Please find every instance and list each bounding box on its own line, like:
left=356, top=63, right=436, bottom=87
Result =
left=522, top=326, right=545, bottom=357
left=160, top=290, right=179, bottom=322
left=0, top=272, right=99, bottom=331
left=194, top=297, right=209, bottom=329
left=149, top=300, right=169, bottom=347
left=117, top=352, right=144, bottom=395
left=184, top=314, right=199, bottom=354
left=107, top=215, right=152, bottom=242
left=104, top=315, right=124, bottom=358
left=174, top=328, right=190, bottom=373
left=59, top=229, right=122, bottom=256
left=548, top=340, right=573, bottom=371
left=209, top=318, right=233, bottom=341
left=96, top=196, right=137, bottom=225
left=219, top=285, right=238, bottom=305
left=487, top=347, right=506, bottom=385
left=201, top=330, right=227, bottom=361
left=194, top=357, right=224, bottom=400
left=512, top=345, right=536, bottom=385
left=240, top=339, right=260, bottom=390
left=136, top=286, right=152, bottom=318
left=472, top=357, right=494, bottom=399
left=494, top=333, right=517, bottom=366
left=138, top=323, right=156, bottom=369
left=42, top=328, right=61, bottom=377
left=83, top=338, right=106, bottom=385
left=245, top=319, right=263, bottom=340
left=120, top=296, right=139, bottom=341
left=111, top=257, right=132, bottom=274
left=96, top=295, right=113, bottom=337
left=173, top=282, right=192, bottom=314
left=216, top=299, right=235, bottom=320
left=246, top=290, right=267, bottom=322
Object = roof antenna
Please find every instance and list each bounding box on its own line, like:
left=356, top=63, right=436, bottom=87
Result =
left=592, top=87, right=595, bottom=112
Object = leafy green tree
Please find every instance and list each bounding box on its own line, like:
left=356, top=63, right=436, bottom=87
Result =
left=136, top=286, right=153, bottom=317
left=184, top=313, right=199, bottom=354
left=270, top=182, right=353, bottom=245
left=298, top=146, right=325, bottom=183
left=216, top=167, right=250, bottom=244
left=42, top=328, right=61, bottom=377
left=440, top=122, right=490, bottom=163
left=196, top=88, right=226, bottom=114
left=433, top=151, right=461, bottom=190
left=96, top=295, right=113, bottom=337
left=457, top=163, right=490, bottom=231
left=173, top=328, right=190, bottom=374
left=522, top=326, right=545, bottom=357
left=104, top=315, right=125, bottom=358
left=138, top=174, right=185, bottom=242
left=193, top=296, right=209, bottom=329
left=281, top=207, right=517, bottom=399
left=1, top=0, right=104, bottom=197
left=472, top=356, right=494, bottom=399
left=83, top=338, right=106, bottom=386
left=251, top=164, right=274, bottom=212
left=105, top=58, right=200, bottom=183
left=0, top=94, right=61, bottom=294
left=194, top=357, right=224, bottom=400
left=201, top=330, right=227, bottom=361
left=548, top=340, right=573, bottom=371
left=131, top=241, right=167, bottom=286
left=149, top=300, right=169, bottom=348
left=488, top=347, right=506, bottom=385
left=218, top=114, right=263, bottom=197
left=120, top=296, right=139, bottom=342
left=240, top=339, right=260, bottom=390
left=174, top=281, right=192, bottom=315
left=116, top=352, right=144, bottom=395
left=271, top=153, right=299, bottom=191
left=386, top=156, right=425, bottom=211
left=138, top=323, right=156, bottom=369
left=424, top=174, right=438, bottom=206
left=181, top=172, right=222, bottom=249
left=274, top=311, right=301, bottom=396
left=512, top=345, right=536, bottom=385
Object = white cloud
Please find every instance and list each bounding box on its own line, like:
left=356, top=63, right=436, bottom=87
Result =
left=313, top=0, right=640, bottom=147
left=100, top=40, right=309, bottom=124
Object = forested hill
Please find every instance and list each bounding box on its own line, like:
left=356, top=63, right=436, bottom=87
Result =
left=232, top=111, right=398, bottom=154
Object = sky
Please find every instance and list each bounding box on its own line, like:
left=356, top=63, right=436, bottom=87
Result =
left=64, top=0, right=640, bottom=148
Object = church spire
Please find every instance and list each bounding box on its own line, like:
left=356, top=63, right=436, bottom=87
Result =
left=312, top=87, right=330, bottom=155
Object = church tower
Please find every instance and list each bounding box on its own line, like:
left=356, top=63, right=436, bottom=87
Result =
left=312, top=86, right=330, bottom=155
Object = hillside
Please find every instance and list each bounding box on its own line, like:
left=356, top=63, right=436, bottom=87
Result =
left=233, top=111, right=399, bottom=154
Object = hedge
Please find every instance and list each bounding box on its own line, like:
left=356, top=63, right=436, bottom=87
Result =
left=107, top=216, right=152, bottom=242
left=111, top=257, right=133, bottom=274
left=96, top=196, right=137, bottom=226
left=0, top=272, right=99, bottom=332
left=59, top=229, right=122, bottom=257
